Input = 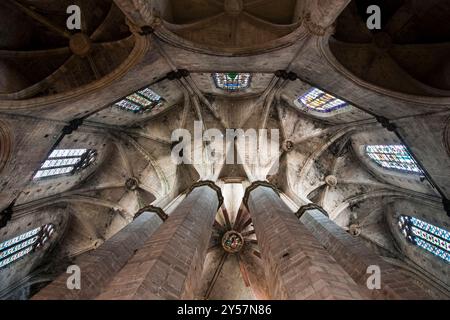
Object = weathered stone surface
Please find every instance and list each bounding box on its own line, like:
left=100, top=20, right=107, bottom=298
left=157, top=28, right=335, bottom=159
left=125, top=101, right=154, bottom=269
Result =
left=247, top=185, right=367, bottom=300
left=97, top=185, right=219, bottom=300
left=301, top=210, right=438, bottom=300
left=32, top=211, right=163, bottom=300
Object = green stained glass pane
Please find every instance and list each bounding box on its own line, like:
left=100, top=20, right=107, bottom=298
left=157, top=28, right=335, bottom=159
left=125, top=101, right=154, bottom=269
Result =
left=227, top=72, right=238, bottom=80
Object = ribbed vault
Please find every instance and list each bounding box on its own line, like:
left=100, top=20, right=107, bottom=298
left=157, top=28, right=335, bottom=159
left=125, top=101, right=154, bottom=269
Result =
left=0, top=0, right=449, bottom=300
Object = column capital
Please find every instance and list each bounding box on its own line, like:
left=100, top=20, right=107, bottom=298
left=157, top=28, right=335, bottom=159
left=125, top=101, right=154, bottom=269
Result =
left=134, top=205, right=168, bottom=222
left=295, top=203, right=329, bottom=219
left=188, top=180, right=224, bottom=209
left=243, top=180, right=280, bottom=208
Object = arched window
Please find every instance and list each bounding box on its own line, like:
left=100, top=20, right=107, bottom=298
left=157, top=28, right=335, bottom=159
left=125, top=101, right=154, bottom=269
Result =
left=212, top=73, right=251, bottom=91
left=0, top=224, right=55, bottom=269
left=115, top=87, right=165, bottom=113
left=398, top=215, right=450, bottom=263
left=33, top=149, right=97, bottom=180
left=295, top=88, right=351, bottom=113
left=365, top=145, right=423, bottom=174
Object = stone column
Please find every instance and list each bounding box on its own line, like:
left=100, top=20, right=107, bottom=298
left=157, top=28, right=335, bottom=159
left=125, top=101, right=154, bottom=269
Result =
left=243, top=181, right=367, bottom=300
left=33, top=206, right=166, bottom=300
left=97, top=181, right=223, bottom=300
left=300, top=209, right=436, bottom=299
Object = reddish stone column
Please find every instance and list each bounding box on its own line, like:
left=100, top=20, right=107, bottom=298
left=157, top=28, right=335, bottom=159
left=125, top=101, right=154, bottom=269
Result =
left=243, top=181, right=367, bottom=300
left=32, top=206, right=166, bottom=300
left=97, top=181, right=223, bottom=300
left=300, top=210, right=437, bottom=299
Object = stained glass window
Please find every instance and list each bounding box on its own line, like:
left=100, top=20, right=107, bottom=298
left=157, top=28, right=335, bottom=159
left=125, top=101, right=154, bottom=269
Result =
left=296, top=88, right=350, bottom=113
left=398, top=215, right=450, bottom=263
left=213, top=73, right=251, bottom=91
left=365, top=145, right=423, bottom=174
left=0, top=224, right=55, bottom=269
left=114, top=87, right=164, bottom=113
left=33, top=148, right=97, bottom=180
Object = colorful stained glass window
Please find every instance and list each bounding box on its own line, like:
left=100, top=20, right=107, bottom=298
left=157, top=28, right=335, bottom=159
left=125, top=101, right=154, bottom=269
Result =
left=296, top=88, right=350, bottom=113
left=33, top=148, right=97, bottom=180
left=213, top=73, right=251, bottom=91
left=114, top=87, right=164, bottom=113
left=398, top=215, right=450, bottom=263
left=0, top=224, right=55, bottom=269
left=366, top=145, right=423, bottom=174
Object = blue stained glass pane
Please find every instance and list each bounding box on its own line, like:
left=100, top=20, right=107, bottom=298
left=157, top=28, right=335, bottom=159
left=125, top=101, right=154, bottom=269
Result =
left=366, top=145, right=423, bottom=174
left=414, top=238, right=450, bottom=263
left=411, top=226, right=449, bottom=252
left=114, top=87, right=164, bottom=113
left=212, top=73, right=251, bottom=91
left=409, top=216, right=450, bottom=241
left=33, top=149, right=97, bottom=180
left=0, top=236, right=38, bottom=260
left=296, top=88, right=351, bottom=113
left=398, top=214, right=450, bottom=263
left=0, top=246, right=34, bottom=268
left=0, top=224, right=56, bottom=269
left=0, top=227, right=40, bottom=251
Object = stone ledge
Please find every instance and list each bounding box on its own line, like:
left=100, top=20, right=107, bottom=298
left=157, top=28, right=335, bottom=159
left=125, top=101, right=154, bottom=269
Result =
left=134, top=205, right=168, bottom=222
left=243, top=181, right=280, bottom=208
left=187, top=180, right=224, bottom=209
left=295, top=203, right=329, bottom=219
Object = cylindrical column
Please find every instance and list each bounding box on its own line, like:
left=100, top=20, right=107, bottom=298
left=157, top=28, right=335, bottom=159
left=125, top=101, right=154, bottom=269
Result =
left=300, top=209, right=438, bottom=299
left=32, top=207, right=165, bottom=300
left=244, top=181, right=367, bottom=300
left=97, top=181, right=223, bottom=300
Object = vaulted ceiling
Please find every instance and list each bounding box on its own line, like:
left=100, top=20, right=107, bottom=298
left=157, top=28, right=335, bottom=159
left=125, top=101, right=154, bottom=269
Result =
left=0, top=0, right=449, bottom=299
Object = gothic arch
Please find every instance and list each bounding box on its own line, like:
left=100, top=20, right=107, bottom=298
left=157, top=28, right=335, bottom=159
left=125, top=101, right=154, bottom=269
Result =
left=152, top=0, right=307, bottom=56
left=444, top=115, right=450, bottom=158
left=318, top=35, right=450, bottom=109
left=0, top=35, right=149, bottom=112
left=13, top=195, right=132, bottom=220
left=328, top=1, right=450, bottom=97
left=0, top=119, right=12, bottom=174
left=330, top=190, right=441, bottom=221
